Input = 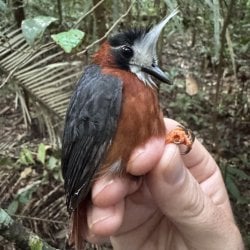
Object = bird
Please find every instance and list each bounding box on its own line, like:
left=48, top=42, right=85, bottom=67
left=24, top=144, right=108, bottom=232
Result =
left=61, top=9, right=194, bottom=250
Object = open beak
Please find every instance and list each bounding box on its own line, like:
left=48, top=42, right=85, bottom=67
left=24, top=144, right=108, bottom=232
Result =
left=141, top=65, right=172, bottom=84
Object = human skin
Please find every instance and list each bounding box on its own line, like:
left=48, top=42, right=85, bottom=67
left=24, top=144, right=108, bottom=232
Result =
left=85, top=118, right=244, bottom=250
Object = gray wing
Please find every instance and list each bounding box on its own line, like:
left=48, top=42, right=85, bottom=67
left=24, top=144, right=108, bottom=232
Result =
left=61, top=65, right=122, bottom=212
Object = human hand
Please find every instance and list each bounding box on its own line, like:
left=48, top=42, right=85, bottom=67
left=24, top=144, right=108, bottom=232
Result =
left=86, top=118, right=244, bottom=250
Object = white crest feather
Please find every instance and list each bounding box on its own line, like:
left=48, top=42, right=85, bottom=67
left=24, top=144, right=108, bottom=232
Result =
left=129, top=9, right=179, bottom=86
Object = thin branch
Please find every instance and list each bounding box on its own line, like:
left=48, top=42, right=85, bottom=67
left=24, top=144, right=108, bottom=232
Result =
left=11, top=214, right=65, bottom=225
left=73, top=0, right=105, bottom=29
left=225, top=28, right=238, bottom=85
left=57, top=0, right=63, bottom=25
left=214, top=0, right=234, bottom=104
left=0, top=208, right=58, bottom=250
left=0, top=44, right=31, bottom=54
left=212, top=0, right=234, bottom=156
left=77, top=0, right=135, bottom=56
left=0, top=65, right=19, bottom=88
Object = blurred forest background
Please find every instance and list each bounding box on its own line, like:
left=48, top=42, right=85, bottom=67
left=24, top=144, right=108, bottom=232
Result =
left=0, top=0, right=249, bottom=249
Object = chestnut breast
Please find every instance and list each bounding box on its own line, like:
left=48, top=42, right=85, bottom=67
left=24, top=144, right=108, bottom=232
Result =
left=100, top=67, right=166, bottom=176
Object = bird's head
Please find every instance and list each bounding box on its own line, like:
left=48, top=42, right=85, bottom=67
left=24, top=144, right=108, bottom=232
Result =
left=94, top=9, right=178, bottom=87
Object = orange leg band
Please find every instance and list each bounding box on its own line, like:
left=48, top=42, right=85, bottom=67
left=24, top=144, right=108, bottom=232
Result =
left=165, top=125, right=195, bottom=154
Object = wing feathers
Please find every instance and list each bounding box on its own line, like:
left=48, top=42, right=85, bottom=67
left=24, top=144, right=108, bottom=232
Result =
left=61, top=65, right=122, bottom=212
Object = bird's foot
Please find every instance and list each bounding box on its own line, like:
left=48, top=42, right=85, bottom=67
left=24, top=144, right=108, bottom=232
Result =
left=165, top=125, right=195, bottom=154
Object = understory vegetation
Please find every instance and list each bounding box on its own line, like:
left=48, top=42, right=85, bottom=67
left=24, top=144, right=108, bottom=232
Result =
left=0, top=0, right=249, bottom=249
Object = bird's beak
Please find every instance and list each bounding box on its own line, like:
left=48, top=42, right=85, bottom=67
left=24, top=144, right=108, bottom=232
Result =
left=141, top=65, right=172, bottom=84
left=137, top=8, right=178, bottom=84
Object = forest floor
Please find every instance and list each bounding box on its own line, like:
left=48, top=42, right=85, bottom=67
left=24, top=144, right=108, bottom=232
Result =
left=0, top=31, right=249, bottom=249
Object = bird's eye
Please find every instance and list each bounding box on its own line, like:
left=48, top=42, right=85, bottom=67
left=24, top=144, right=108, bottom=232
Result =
left=121, top=46, right=133, bottom=58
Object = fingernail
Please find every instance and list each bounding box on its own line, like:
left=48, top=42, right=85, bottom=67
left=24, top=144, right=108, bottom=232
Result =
left=92, top=178, right=114, bottom=200
left=88, top=206, right=115, bottom=228
left=127, top=148, right=145, bottom=167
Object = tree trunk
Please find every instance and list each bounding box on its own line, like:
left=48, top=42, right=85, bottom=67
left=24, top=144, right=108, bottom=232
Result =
left=93, top=0, right=107, bottom=38
left=12, top=0, right=25, bottom=28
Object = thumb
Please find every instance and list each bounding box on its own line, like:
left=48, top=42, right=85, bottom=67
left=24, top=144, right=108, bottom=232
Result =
left=146, top=144, right=240, bottom=249
left=147, top=144, right=205, bottom=221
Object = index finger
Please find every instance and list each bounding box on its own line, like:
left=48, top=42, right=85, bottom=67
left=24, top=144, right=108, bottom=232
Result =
left=164, top=118, right=217, bottom=183
left=164, top=118, right=232, bottom=214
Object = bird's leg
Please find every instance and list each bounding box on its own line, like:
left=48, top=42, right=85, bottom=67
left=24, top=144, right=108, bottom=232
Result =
left=165, top=125, right=195, bottom=154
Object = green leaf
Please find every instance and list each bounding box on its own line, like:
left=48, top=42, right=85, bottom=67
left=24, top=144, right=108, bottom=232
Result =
left=0, top=0, right=7, bottom=12
left=7, top=200, right=19, bottom=215
left=19, top=151, right=29, bottom=165
left=51, top=29, right=85, bottom=53
left=37, top=143, right=46, bottom=165
left=227, top=167, right=250, bottom=180
left=226, top=175, right=241, bottom=201
left=29, top=235, right=43, bottom=250
left=19, top=148, right=35, bottom=165
left=236, top=196, right=249, bottom=205
left=51, top=168, right=63, bottom=182
left=47, top=156, right=58, bottom=170
left=0, top=208, right=13, bottom=226
left=21, top=16, right=58, bottom=46
left=17, top=181, right=41, bottom=204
